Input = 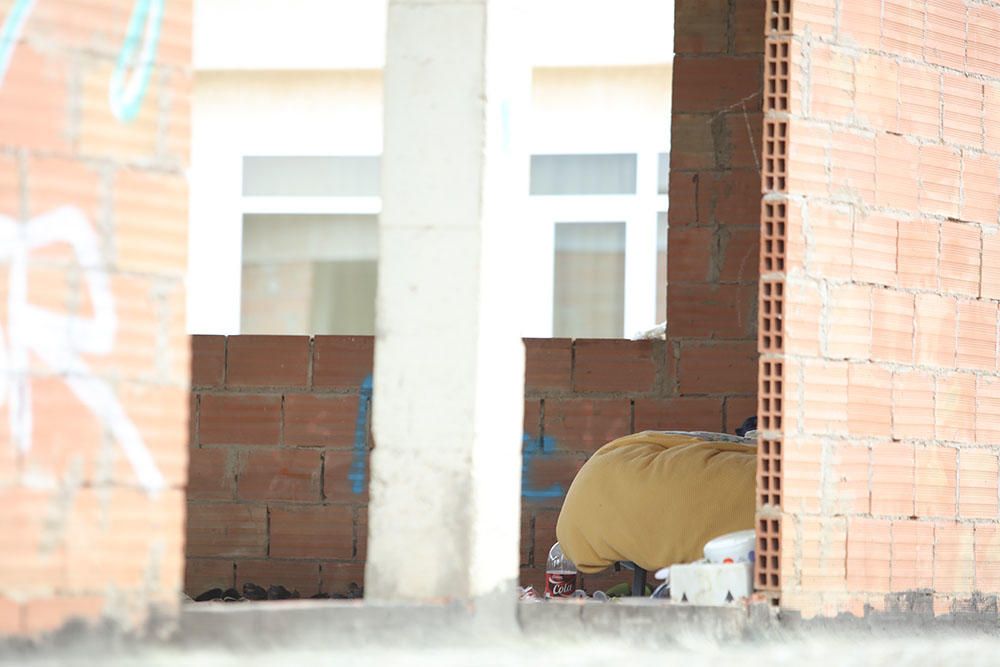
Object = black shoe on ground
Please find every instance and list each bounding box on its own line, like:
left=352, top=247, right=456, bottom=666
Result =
left=267, top=585, right=293, bottom=600
left=194, top=588, right=222, bottom=602
left=242, top=582, right=267, bottom=601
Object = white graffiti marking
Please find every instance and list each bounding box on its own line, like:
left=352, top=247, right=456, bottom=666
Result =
left=0, top=207, right=165, bottom=495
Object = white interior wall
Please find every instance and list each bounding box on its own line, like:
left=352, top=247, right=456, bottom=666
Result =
left=188, top=1, right=674, bottom=334
left=188, top=71, right=383, bottom=333
left=194, top=0, right=388, bottom=71
left=529, top=66, right=672, bottom=154
left=194, top=0, right=674, bottom=71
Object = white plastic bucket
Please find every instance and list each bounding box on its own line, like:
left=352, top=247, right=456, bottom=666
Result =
left=703, top=529, right=756, bottom=564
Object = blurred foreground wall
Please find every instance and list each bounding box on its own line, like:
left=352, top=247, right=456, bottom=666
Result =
left=0, top=0, right=191, bottom=637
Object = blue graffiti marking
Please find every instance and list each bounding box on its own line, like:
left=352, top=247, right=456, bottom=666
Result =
left=522, top=433, right=564, bottom=499
left=109, top=0, right=164, bottom=122
left=347, top=377, right=564, bottom=500
left=0, top=0, right=163, bottom=123
left=348, top=374, right=373, bottom=495
left=0, top=0, right=36, bottom=89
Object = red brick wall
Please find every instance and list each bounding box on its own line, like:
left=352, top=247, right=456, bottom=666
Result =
left=186, top=335, right=748, bottom=596
left=667, top=0, right=765, bottom=442
left=187, top=335, right=372, bottom=597
left=0, top=0, right=191, bottom=637
left=765, top=0, right=1000, bottom=618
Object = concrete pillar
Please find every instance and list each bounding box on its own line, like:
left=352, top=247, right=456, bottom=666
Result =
left=367, top=0, right=529, bottom=609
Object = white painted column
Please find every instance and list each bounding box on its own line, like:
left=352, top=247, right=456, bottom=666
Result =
left=187, top=125, right=243, bottom=335
left=367, top=0, right=529, bottom=609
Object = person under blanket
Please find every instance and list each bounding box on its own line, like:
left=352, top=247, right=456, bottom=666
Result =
left=555, top=430, right=757, bottom=576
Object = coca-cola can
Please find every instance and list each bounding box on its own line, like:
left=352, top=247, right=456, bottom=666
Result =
left=544, top=571, right=577, bottom=598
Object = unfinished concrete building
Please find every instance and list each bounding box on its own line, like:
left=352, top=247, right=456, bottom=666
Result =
left=2, top=0, right=1000, bottom=641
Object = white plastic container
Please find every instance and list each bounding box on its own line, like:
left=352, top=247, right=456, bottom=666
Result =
left=670, top=561, right=753, bottom=605
left=702, top=529, right=756, bottom=564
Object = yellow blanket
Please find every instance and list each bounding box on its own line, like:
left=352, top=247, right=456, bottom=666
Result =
left=556, top=431, right=757, bottom=574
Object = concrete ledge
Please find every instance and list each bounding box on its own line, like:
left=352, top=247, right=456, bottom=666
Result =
left=175, top=598, right=759, bottom=650
left=179, top=599, right=481, bottom=649
left=519, top=598, right=751, bottom=644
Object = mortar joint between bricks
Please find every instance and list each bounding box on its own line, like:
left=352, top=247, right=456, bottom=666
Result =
left=307, top=336, right=316, bottom=390
left=955, top=448, right=963, bottom=520
left=652, top=339, right=667, bottom=396
left=796, top=33, right=812, bottom=120
left=222, top=336, right=230, bottom=386
left=725, top=0, right=736, bottom=55
left=569, top=339, right=577, bottom=390
left=671, top=52, right=763, bottom=61
left=279, top=393, right=286, bottom=446
left=528, top=512, right=536, bottom=567
left=192, top=392, right=201, bottom=448
left=198, top=386, right=359, bottom=396
left=319, top=450, right=326, bottom=501
left=692, top=172, right=701, bottom=224
left=226, top=446, right=239, bottom=500
left=709, top=225, right=724, bottom=284
left=818, top=280, right=832, bottom=358
left=351, top=506, right=359, bottom=560
left=537, top=398, right=546, bottom=453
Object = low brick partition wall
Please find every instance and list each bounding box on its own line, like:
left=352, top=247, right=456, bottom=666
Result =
left=186, top=335, right=757, bottom=597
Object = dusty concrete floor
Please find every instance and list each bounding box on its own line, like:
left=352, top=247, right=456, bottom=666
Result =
left=9, top=634, right=1000, bottom=666
left=5, top=599, right=1000, bottom=666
